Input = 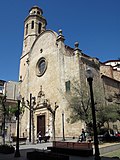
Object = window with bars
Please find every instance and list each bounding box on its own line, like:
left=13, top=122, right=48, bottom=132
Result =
left=65, top=80, right=70, bottom=92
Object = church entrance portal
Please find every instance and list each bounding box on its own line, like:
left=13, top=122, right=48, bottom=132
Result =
left=37, top=115, right=45, bottom=136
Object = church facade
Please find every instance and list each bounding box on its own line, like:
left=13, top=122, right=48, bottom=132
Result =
left=19, top=6, right=120, bottom=140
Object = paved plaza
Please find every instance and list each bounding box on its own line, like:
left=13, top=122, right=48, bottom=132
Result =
left=0, top=139, right=120, bottom=160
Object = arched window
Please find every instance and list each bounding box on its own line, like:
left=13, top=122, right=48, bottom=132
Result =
left=26, top=24, right=28, bottom=35
left=37, top=11, right=40, bottom=15
left=38, top=22, right=41, bottom=34
left=31, top=21, right=34, bottom=29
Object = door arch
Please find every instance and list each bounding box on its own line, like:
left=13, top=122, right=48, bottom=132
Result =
left=37, top=115, right=45, bottom=136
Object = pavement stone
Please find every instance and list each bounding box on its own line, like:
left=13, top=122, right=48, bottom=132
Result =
left=0, top=140, right=120, bottom=160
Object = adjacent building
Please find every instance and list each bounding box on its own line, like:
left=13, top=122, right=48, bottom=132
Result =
left=0, top=80, right=19, bottom=140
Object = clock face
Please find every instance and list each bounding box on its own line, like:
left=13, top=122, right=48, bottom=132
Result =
left=36, top=57, right=47, bottom=76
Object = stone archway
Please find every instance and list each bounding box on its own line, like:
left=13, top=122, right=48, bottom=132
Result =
left=37, top=114, right=45, bottom=136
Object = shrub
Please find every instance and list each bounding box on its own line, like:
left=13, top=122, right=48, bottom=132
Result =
left=0, top=144, right=15, bottom=154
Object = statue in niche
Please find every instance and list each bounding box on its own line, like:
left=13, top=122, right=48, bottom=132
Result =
left=36, top=85, right=45, bottom=108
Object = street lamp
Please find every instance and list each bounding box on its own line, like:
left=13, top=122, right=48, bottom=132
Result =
left=14, top=94, right=22, bottom=157
left=29, top=93, right=32, bottom=143
left=85, top=68, right=100, bottom=160
left=62, top=111, right=65, bottom=141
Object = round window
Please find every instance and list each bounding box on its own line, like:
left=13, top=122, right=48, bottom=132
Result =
left=36, top=57, right=47, bottom=76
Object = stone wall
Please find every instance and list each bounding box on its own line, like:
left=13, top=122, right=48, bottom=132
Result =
left=100, top=64, right=120, bottom=81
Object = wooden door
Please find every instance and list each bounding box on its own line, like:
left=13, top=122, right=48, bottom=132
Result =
left=37, top=115, right=45, bottom=136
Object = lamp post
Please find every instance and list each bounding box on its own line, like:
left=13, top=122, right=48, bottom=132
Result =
left=14, top=94, right=22, bottom=157
left=29, top=93, right=32, bottom=143
left=62, top=111, right=65, bottom=141
left=85, top=68, right=100, bottom=160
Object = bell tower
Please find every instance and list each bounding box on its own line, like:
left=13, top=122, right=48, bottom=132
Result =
left=22, top=6, right=47, bottom=56
left=19, top=6, right=47, bottom=84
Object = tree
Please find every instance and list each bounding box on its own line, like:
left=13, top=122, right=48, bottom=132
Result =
left=65, top=79, right=120, bottom=133
left=0, top=95, right=6, bottom=144
left=0, top=96, right=18, bottom=144
left=6, top=104, right=18, bottom=143
left=96, top=104, right=120, bottom=131
left=22, top=95, right=36, bottom=144
left=65, top=79, right=93, bottom=131
left=43, top=100, right=59, bottom=141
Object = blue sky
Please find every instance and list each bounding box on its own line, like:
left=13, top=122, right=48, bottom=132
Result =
left=0, top=0, right=120, bottom=81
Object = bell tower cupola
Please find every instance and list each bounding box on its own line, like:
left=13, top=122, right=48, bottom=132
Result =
left=22, top=5, right=47, bottom=56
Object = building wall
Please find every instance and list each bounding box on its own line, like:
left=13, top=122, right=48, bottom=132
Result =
left=0, top=80, right=19, bottom=138
left=19, top=6, right=120, bottom=140
left=100, top=64, right=120, bottom=81
left=105, top=61, right=120, bottom=71
left=113, top=70, right=120, bottom=81
left=20, top=30, right=85, bottom=138
left=5, top=81, right=19, bottom=100
left=19, top=28, right=104, bottom=139
left=101, top=76, right=120, bottom=104
left=101, top=75, right=120, bottom=131
left=100, top=65, right=113, bottom=78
